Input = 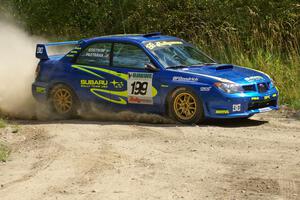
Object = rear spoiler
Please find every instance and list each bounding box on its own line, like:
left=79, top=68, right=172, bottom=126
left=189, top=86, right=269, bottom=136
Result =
left=35, top=40, right=79, bottom=60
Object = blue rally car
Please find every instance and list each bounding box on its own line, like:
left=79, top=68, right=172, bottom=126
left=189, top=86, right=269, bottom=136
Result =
left=32, top=33, right=279, bottom=124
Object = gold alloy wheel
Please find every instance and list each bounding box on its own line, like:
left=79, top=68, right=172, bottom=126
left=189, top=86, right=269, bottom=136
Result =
left=173, top=92, right=197, bottom=120
left=52, top=88, right=73, bottom=114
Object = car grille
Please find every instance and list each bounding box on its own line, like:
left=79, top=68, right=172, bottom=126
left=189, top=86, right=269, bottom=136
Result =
left=248, top=99, right=277, bottom=111
left=242, top=84, right=256, bottom=92
left=242, top=82, right=271, bottom=93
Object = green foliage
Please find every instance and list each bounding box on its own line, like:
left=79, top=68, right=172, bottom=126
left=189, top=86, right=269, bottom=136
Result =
left=2, top=0, right=300, bottom=108
left=0, top=143, right=10, bottom=162
left=0, top=119, right=6, bottom=129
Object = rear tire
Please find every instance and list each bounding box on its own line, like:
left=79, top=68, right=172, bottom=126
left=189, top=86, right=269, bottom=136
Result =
left=168, top=88, right=204, bottom=124
left=49, top=84, right=78, bottom=119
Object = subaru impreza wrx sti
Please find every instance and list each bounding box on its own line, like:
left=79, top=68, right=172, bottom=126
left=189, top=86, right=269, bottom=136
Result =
left=32, top=33, right=279, bottom=124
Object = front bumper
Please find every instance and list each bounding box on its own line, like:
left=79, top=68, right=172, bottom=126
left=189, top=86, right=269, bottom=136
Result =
left=204, top=87, right=279, bottom=119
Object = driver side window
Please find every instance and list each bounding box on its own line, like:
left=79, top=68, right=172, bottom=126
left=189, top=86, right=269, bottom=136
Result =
left=113, top=43, right=150, bottom=69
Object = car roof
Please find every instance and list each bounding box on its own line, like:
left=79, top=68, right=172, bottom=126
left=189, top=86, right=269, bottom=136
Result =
left=82, top=33, right=180, bottom=44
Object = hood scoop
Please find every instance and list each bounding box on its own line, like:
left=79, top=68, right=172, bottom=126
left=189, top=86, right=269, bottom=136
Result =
left=215, top=64, right=234, bottom=70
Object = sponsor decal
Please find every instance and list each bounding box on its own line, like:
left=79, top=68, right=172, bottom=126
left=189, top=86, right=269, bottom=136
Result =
left=272, top=93, right=277, bottom=97
left=161, top=84, right=169, bottom=88
left=251, top=97, right=259, bottom=101
left=36, top=86, right=46, bottom=94
left=145, top=41, right=183, bottom=50
left=264, top=95, right=270, bottom=100
left=128, top=97, right=153, bottom=104
left=128, top=72, right=153, bottom=104
left=110, top=80, right=124, bottom=89
left=129, top=73, right=152, bottom=79
left=80, top=80, right=108, bottom=88
left=232, top=104, right=241, bottom=112
left=245, top=76, right=264, bottom=82
left=258, top=107, right=272, bottom=113
left=36, top=47, right=44, bottom=54
left=80, top=79, right=124, bottom=89
left=215, top=110, right=229, bottom=114
left=173, top=76, right=198, bottom=82
left=200, top=87, right=211, bottom=92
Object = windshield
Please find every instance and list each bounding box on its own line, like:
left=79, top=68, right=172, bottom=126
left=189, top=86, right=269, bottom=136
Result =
left=144, top=40, right=216, bottom=68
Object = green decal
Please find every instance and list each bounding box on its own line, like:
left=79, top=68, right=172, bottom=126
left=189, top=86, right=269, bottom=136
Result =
left=91, top=88, right=127, bottom=105
left=215, top=110, right=229, bottom=114
left=72, top=65, right=105, bottom=79
left=36, top=86, right=46, bottom=94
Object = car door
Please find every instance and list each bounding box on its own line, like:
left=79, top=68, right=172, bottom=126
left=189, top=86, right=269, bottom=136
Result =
left=109, top=42, right=162, bottom=113
left=70, top=42, right=115, bottom=109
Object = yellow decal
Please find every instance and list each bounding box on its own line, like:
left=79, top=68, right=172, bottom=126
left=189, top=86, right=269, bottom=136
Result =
left=146, top=41, right=183, bottom=50
left=251, top=97, right=259, bottom=100
left=264, top=96, right=270, bottom=100
left=272, top=93, right=277, bottom=97
left=110, top=80, right=124, bottom=88
left=72, top=65, right=128, bottom=80
left=72, top=65, right=105, bottom=79
left=36, top=86, right=46, bottom=94
left=152, top=87, right=157, bottom=97
left=91, top=88, right=127, bottom=105
left=215, top=110, right=229, bottom=114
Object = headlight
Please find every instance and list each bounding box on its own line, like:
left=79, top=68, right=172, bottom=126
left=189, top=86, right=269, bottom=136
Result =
left=214, top=82, right=244, bottom=94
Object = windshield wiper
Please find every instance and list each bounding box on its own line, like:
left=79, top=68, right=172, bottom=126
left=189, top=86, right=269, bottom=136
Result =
left=166, top=65, right=188, bottom=69
left=178, top=63, right=218, bottom=67
left=197, top=62, right=218, bottom=66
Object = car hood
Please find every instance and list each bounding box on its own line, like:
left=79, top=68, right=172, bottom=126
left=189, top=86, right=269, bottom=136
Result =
left=170, top=64, right=270, bottom=84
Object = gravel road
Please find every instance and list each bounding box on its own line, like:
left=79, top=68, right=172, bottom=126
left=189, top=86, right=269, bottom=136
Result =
left=0, top=112, right=299, bottom=200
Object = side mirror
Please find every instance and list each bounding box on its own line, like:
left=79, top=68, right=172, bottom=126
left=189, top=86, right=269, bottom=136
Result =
left=145, top=63, right=159, bottom=72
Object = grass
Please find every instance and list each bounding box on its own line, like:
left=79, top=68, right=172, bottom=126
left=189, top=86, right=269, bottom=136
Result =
left=0, top=118, right=6, bottom=129
left=232, top=50, right=300, bottom=109
left=0, top=143, right=10, bottom=162
left=0, top=118, right=10, bottom=162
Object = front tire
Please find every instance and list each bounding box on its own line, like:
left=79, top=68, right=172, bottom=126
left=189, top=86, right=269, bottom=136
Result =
left=169, top=88, right=204, bottom=124
left=49, top=84, right=78, bottom=119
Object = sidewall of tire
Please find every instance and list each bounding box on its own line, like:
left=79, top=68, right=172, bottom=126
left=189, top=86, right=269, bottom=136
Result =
left=49, top=84, right=78, bottom=119
left=169, top=87, right=204, bottom=124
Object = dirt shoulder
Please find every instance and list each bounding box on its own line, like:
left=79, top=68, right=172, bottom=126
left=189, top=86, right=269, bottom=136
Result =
left=0, top=112, right=299, bottom=200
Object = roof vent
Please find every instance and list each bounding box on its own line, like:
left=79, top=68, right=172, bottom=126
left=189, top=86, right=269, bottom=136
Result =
left=143, top=32, right=161, bottom=37
left=216, top=65, right=233, bottom=70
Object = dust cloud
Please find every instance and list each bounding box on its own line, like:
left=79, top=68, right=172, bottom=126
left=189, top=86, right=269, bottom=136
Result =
left=0, top=20, right=38, bottom=118
left=81, top=104, right=175, bottom=124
